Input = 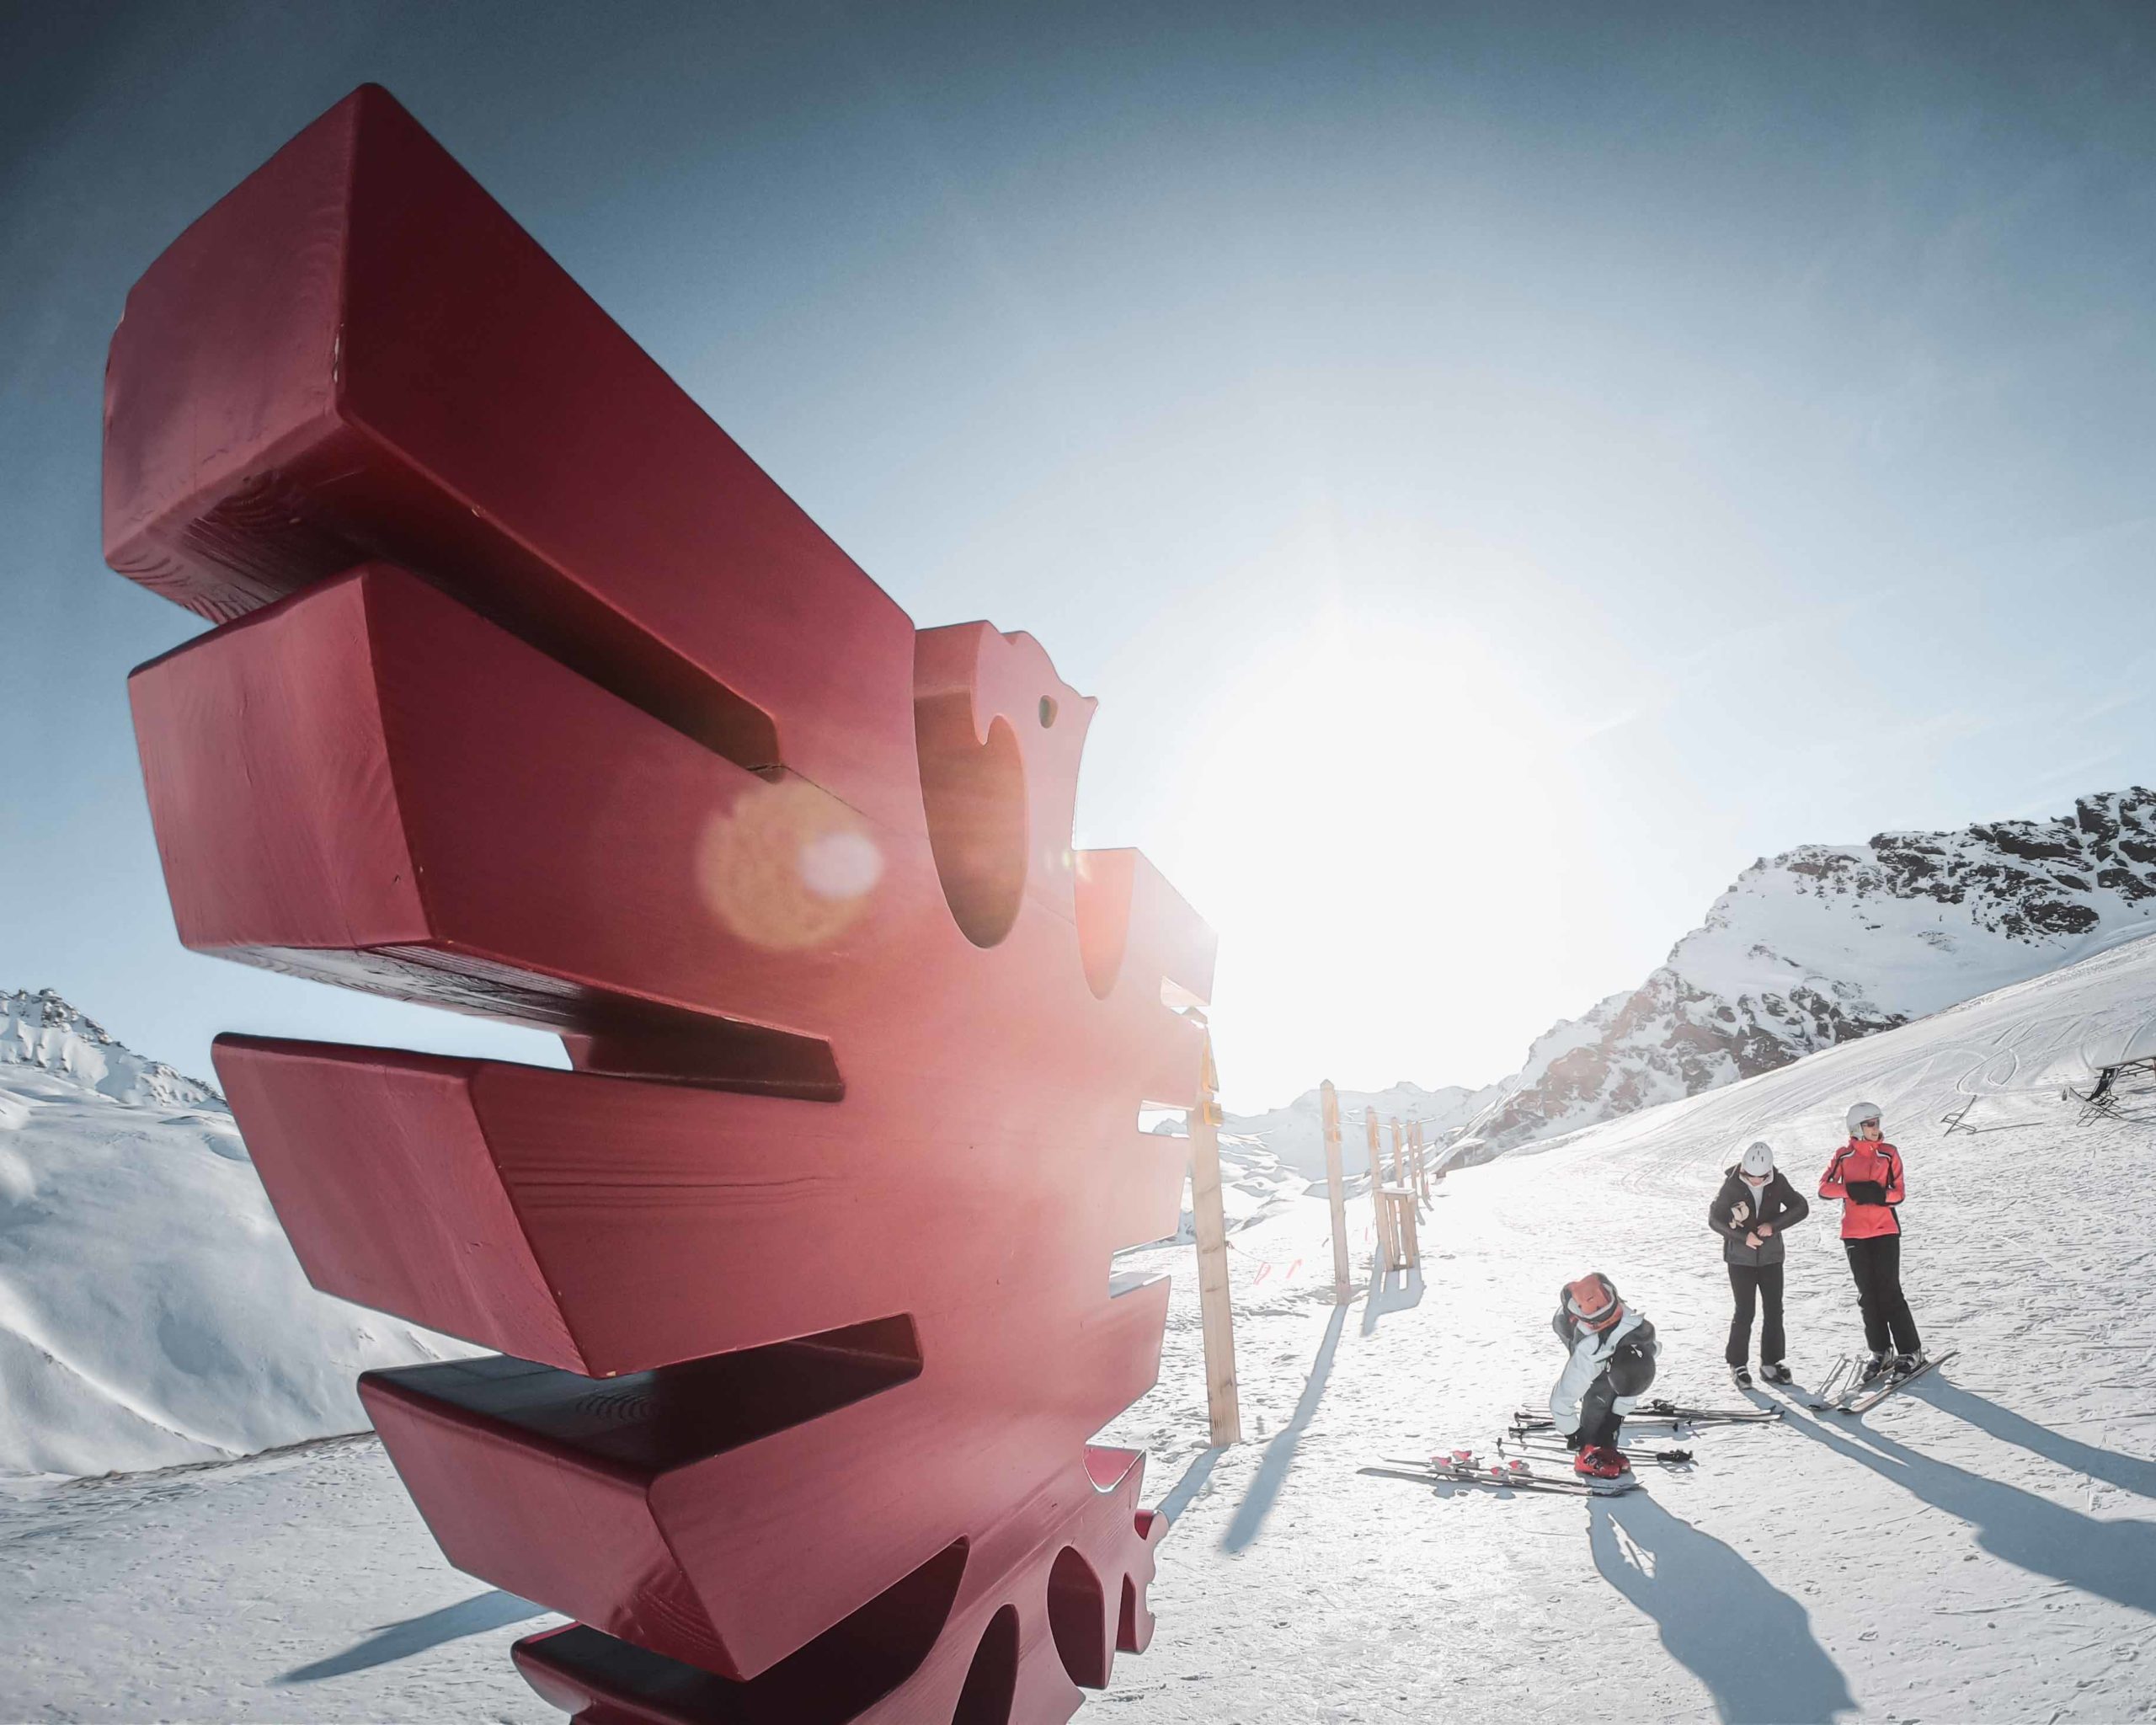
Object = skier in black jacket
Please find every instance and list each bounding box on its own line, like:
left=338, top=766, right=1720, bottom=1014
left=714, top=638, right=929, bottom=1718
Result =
left=1707, top=1140, right=1810, bottom=1387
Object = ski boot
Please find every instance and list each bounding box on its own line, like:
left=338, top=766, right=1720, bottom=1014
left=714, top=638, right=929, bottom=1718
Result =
left=1856, top=1351, right=1889, bottom=1386
left=1731, top=1365, right=1754, bottom=1389
left=1892, top=1352, right=1924, bottom=1376
left=1760, top=1361, right=1793, bottom=1386
left=1573, top=1445, right=1631, bottom=1487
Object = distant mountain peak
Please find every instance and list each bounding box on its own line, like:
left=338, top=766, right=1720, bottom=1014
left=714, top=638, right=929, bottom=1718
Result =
left=1219, top=1077, right=1506, bottom=1182
left=0, top=988, right=223, bottom=1110
left=1462, top=785, right=2156, bottom=1153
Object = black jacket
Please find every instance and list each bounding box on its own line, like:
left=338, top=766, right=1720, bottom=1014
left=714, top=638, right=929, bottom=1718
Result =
left=1708, top=1167, right=1810, bottom=1267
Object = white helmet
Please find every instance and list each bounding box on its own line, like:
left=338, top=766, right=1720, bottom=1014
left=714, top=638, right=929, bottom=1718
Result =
left=1846, top=1100, right=1882, bottom=1133
left=1739, top=1140, right=1774, bottom=1179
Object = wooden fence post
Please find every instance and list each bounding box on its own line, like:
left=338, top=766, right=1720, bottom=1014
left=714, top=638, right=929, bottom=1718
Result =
left=1320, top=1080, right=1352, bottom=1303
left=1364, top=1106, right=1395, bottom=1273
left=1390, top=1116, right=1406, bottom=1187
left=1187, top=1033, right=1241, bottom=1447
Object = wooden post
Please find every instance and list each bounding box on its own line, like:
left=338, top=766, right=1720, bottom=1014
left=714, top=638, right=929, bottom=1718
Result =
left=1320, top=1080, right=1352, bottom=1303
left=1390, top=1191, right=1420, bottom=1268
left=1411, top=1121, right=1428, bottom=1201
left=1389, top=1116, right=1405, bottom=1187
left=1364, top=1106, right=1395, bottom=1273
left=1187, top=1033, right=1241, bottom=1447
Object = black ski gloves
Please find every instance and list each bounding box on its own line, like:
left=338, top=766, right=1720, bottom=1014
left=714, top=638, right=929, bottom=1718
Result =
left=1844, top=1179, right=1888, bottom=1205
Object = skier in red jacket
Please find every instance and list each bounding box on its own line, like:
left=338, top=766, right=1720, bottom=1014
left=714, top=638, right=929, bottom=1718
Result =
left=1819, top=1100, right=1923, bottom=1384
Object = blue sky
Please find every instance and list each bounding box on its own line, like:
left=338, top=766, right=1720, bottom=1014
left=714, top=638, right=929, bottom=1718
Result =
left=4, top=2, right=2154, bottom=1108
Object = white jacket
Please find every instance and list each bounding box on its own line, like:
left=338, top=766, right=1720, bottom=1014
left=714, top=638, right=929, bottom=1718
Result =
left=1550, top=1305, right=1653, bottom=1437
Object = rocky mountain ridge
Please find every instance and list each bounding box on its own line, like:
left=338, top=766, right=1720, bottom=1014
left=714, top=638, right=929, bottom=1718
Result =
left=1, top=989, right=223, bottom=1111
left=1461, top=786, right=2156, bottom=1152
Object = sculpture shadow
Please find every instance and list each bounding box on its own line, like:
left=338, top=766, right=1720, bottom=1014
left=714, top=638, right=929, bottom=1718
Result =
left=1588, top=1493, right=1854, bottom=1725
left=1361, top=1263, right=1423, bottom=1337
left=1783, top=1408, right=2156, bottom=1617
left=278, top=1589, right=549, bottom=1684
left=1220, top=1304, right=1347, bottom=1553
left=1914, top=1379, right=2156, bottom=1503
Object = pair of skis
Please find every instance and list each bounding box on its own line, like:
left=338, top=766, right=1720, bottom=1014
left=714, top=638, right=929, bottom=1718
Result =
left=1806, top=1349, right=1957, bottom=1415
left=1508, top=1401, right=1777, bottom=1434
left=1366, top=1451, right=1640, bottom=1498
left=1499, top=1430, right=1694, bottom=1467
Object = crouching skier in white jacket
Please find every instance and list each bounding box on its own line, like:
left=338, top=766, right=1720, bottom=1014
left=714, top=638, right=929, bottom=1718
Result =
left=1549, top=1272, right=1660, bottom=1487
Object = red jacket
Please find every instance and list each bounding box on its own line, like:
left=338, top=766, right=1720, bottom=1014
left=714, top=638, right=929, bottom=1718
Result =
left=1819, top=1138, right=1905, bottom=1239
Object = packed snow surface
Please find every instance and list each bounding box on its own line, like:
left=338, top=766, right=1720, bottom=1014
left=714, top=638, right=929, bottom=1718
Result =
left=0, top=991, right=467, bottom=1479
left=8, top=937, right=2156, bottom=1719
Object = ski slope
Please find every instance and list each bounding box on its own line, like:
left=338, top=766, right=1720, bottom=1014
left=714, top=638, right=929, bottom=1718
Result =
left=5, top=934, right=2156, bottom=1719
left=1099, top=925, right=2156, bottom=1723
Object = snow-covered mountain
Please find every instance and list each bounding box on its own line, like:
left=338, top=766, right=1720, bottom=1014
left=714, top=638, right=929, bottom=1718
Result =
left=2, top=988, right=222, bottom=1110
left=1220, top=1080, right=1504, bottom=1183
left=0, top=989, right=467, bottom=1478
left=1463, top=786, right=2156, bottom=1153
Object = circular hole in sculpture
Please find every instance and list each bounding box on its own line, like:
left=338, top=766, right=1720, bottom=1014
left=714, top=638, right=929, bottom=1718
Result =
left=1038, top=695, right=1058, bottom=728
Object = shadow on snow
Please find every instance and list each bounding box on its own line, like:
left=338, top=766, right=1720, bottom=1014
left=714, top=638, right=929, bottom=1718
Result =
left=277, top=1589, right=550, bottom=1684
left=1913, top=1378, right=2156, bottom=1503
left=1220, top=1304, right=1347, bottom=1553
left=1361, top=1263, right=1423, bottom=1337
left=1588, top=1492, right=1855, bottom=1725
left=1158, top=1443, right=1225, bottom=1524
left=1782, top=1406, right=2156, bottom=1619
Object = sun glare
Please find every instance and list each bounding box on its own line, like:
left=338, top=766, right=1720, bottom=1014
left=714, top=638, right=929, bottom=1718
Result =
left=1168, top=606, right=1587, bottom=1109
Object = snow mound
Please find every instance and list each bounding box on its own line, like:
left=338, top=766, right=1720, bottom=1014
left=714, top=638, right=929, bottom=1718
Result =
left=2, top=988, right=222, bottom=1110
left=1465, top=785, right=2156, bottom=1153
left=0, top=992, right=469, bottom=1479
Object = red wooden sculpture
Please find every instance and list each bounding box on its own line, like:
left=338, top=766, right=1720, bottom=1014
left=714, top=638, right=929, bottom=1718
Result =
left=105, top=86, right=1212, bottom=1724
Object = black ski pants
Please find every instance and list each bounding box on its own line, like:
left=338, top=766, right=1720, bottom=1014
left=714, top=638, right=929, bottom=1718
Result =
left=1572, top=1372, right=1625, bottom=1452
left=1725, top=1263, right=1785, bottom=1368
left=1844, top=1234, right=1921, bottom=1356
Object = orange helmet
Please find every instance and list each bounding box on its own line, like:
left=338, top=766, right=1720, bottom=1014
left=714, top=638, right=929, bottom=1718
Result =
left=1565, top=1272, right=1624, bottom=1332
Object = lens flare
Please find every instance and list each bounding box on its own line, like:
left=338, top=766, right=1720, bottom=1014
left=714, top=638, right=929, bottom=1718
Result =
left=696, top=777, right=883, bottom=950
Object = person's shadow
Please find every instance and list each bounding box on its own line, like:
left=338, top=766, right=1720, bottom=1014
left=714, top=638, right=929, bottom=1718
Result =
left=1781, top=1407, right=2156, bottom=1616
left=1914, top=1378, right=2156, bottom=1503
left=1588, top=1493, right=1855, bottom=1724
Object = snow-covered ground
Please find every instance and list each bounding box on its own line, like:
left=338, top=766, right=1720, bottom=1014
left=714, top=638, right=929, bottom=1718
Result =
left=8, top=933, right=2156, bottom=1720
left=0, top=993, right=468, bottom=1479
left=1102, top=927, right=2156, bottom=1723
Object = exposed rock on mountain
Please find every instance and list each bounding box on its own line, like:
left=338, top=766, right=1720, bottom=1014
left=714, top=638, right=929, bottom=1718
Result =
left=1, top=989, right=222, bottom=1111
left=1464, top=787, right=2156, bottom=1152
